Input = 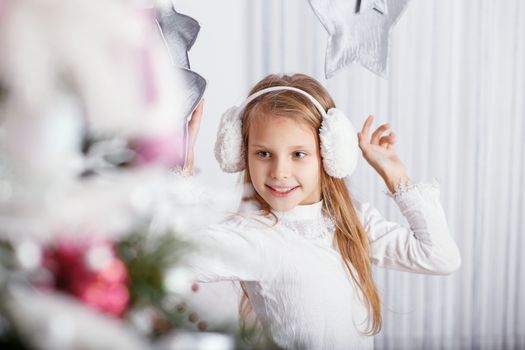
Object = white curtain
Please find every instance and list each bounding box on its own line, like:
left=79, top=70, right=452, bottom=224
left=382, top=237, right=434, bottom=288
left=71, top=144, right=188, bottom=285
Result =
left=175, top=0, right=525, bottom=348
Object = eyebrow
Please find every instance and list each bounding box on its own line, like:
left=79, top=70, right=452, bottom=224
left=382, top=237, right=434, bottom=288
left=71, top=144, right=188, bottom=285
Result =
left=250, top=144, right=312, bottom=149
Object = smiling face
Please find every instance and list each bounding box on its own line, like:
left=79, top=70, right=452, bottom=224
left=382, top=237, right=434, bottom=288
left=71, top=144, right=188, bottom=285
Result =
left=247, top=115, right=322, bottom=211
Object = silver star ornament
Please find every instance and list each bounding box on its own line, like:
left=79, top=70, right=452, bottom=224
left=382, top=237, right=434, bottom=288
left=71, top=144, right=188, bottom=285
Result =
left=155, top=4, right=206, bottom=119
left=359, top=0, right=388, bottom=15
left=308, top=0, right=411, bottom=78
left=156, top=5, right=200, bottom=69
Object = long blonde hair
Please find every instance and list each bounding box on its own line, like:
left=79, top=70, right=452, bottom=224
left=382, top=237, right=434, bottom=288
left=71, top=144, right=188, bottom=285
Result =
left=238, top=74, right=382, bottom=341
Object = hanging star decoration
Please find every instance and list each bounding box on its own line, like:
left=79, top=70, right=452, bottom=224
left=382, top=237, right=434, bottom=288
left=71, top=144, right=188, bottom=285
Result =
left=308, top=0, right=411, bottom=78
left=156, top=4, right=206, bottom=120
left=156, top=5, right=200, bottom=70
left=360, top=0, right=389, bottom=15
left=155, top=4, right=206, bottom=168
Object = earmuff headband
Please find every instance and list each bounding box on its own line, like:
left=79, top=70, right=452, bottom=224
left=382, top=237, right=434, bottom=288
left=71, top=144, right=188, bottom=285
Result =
left=240, top=86, right=328, bottom=119
left=214, top=84, right=358, bottom=178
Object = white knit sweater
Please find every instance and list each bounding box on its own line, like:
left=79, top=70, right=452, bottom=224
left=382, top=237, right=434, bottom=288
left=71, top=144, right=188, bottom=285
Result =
left=184, top=182, right=461, bottom=350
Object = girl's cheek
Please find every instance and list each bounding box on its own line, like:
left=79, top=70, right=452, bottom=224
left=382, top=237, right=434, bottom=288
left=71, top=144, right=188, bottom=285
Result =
left=299, top=158, right=318, bottom=169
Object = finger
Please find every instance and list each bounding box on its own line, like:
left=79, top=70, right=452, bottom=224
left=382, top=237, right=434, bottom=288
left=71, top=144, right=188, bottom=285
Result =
left=379, top=132, right=396, bottom=144
left=378, top=135, right=389, bottom=146
left=389, top=131, right=396, bottom=144
left=379, top=132, right=396, bottom=147
left=378, top=137, right=389, bottom=149
left=357, top=132, right=364, bottom=148
left=357, top=131, right=369, bottom=149
left=370, top=123, right=391, bottom=145
left=360, top=115, right=374, bottom=139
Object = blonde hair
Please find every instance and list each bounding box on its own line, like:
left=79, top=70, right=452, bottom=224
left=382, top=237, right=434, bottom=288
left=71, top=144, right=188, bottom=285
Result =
left=238, top=74, right=382, bottom=343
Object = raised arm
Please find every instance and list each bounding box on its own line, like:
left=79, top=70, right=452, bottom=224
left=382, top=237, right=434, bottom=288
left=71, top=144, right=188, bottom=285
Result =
left=356, top=115, right=461, bottom=274
left=182, top=98, right=204, bottom=175
left=355, top=183, right=461, bottom=274
left=178, top=99, right=270, bottom=282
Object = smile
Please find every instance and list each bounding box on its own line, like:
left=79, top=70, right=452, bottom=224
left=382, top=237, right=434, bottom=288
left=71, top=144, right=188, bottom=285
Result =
left=266, top=185, right=299, bottom=197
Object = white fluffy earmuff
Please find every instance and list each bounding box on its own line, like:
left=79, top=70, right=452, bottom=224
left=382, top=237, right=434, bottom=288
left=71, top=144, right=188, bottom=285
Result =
left=214, top=86, right=358, bottom=178
left=214, top=106, right=245, bottom=173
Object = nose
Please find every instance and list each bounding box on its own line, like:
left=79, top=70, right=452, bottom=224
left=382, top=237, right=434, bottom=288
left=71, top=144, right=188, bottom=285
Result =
left=270, top=156, right=291, bottom=180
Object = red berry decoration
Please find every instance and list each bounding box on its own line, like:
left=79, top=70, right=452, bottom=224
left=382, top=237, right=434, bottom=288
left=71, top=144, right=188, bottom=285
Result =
left=188, top=312, right=199, bottom=323
left=197, top=321, right=207, bottom=331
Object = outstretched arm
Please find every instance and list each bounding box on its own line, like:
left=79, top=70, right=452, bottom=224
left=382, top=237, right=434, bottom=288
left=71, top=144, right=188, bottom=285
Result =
left=182, top=218, right=272, bottom=283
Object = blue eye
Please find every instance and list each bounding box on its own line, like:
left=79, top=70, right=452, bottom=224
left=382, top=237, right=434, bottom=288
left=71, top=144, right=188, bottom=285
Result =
left=256, top=150, right=270, bottom=158
left=294, top=151, right=306, bottom=159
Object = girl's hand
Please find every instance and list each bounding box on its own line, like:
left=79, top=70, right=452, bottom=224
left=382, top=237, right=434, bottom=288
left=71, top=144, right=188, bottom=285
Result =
left=357, top=115, right=411, bottom=193
left=183, top=98, right=204, bottom=175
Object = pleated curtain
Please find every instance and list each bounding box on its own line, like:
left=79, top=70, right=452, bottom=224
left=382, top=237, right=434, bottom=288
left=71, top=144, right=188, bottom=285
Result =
left=245, top=1, right=525, bottom=348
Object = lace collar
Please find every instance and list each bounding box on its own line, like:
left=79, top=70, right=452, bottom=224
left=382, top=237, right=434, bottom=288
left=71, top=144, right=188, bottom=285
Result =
left=239, top=200, right=335, bottom=241
left=273, top=200, right=324, bottom=221
left=275, top=201, right=335, bottom=241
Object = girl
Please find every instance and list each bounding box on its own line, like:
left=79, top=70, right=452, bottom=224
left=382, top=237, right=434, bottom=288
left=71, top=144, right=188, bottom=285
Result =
left=183, top=74, right=461, bottom=349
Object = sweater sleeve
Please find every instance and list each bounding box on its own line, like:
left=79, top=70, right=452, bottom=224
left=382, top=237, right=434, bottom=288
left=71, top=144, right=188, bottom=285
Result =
left=181, top=215, right=271, bottom=283
left=355, top=181, right=461, bottom=275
